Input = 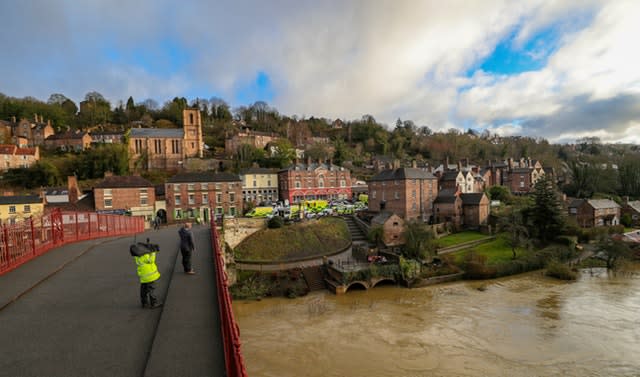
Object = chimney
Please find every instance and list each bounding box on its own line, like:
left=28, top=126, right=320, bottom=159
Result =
left=445, top=156, right=450, bottom=170
left=104, top=171, right=113, bottom=178
left=508, top=158, right=514, bottom=170
left=68, top=176, right=79, bottom=204
left=11, top=116, right=16, bottom=123
left=457, top=161, right=462, bottom=172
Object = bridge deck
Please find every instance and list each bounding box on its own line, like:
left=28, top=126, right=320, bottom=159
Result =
left=0, top=224, right=225, bottom=377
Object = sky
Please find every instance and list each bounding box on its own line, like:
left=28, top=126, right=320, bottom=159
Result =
left=1, top=0, right=639, bottom=144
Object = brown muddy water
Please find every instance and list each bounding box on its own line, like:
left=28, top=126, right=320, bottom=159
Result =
left=234, top=267, right=640, bottom=377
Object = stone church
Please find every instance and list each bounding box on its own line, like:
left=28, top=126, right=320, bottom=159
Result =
left=128, top=108, right=203, bottom=171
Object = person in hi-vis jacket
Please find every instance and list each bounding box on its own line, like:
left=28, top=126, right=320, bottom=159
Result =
left=130, top=241, right=162, bottom=309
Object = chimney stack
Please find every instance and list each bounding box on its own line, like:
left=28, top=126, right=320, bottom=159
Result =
left=68, top=176, right=79, bottom=204
left=104, top=171, right=113, bottom=178
left=11, top=116, right=16, bottom=123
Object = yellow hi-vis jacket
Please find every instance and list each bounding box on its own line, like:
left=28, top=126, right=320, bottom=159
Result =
left=135, top=252, right=160, bottom=283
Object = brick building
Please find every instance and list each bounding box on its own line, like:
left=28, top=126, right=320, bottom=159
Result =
left=165, top=172, right=243, bottom=223
left=0, top=144, right=39, bottom=171
left=128, top=108, right=203, bottom=171
left=93, top=174, right=156, bottom=222
left=569, top=198, right=620, bottom=228
left=368, top=167, right=438, bottom=222
left=45, top=131, right=92, bottom=151
left=371, top=212, right=405, bottom=247
left=5, top=115, right=54, bottom=147
left=460, top=193, right=490, bottom=228
left=278, top=160, right=352, bottom=204
left=225, top=128, right=278, bottom=156
left=433, top=188, right=463, bottom=227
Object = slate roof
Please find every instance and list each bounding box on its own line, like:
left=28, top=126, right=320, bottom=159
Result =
left=167, top=172, right=241, bottom=183
left=0, top=195, right=42, bottom=205
left=240, top=167, right=278, bottom=175
left=369, top=168, right=436, bottom=181
left=625, top=200, right=640, bottom=213
left=461, top=193, right=486, bottom=205
left=371, top=211, right=397, bottom=225
left=94, top=175, right=154, bottom=189
left=280, top=162, right=346, bottom=173
left=434, top=188, right=459, bottom=204
left=46, top=192, right=95, bottom=212
left=440, top=171, right=460, bottom=181
left=129, top=128, right=184, bottom=138
left=46, top=131, right=88, bottom=140
left=587, top=199, right=620, bottom=209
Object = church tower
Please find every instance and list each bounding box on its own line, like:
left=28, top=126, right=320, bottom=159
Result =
left=182, top=108, right=203, bottom=158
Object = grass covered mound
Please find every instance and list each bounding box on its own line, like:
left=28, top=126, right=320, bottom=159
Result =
left=234, top=217, right=350, bottom=262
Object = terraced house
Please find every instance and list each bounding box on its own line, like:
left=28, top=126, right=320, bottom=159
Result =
left=165, top=172, right=243, bottom=223
left=0, top=195, right=44, bottom=225
left=0, top=144, right=39, bottom=171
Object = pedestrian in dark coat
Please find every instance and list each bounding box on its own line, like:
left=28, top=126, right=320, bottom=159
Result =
left=178, top=222, right=196, bottom=274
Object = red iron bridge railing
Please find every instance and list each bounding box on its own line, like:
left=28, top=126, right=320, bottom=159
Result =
left=0, top=208, right=144, bottom=275
left=211, top=219, right=248, bottom=377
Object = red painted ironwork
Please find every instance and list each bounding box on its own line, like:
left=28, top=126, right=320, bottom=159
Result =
left=211, top=219, right=248, bottom=377
left=0, top=209, right=144, bottom=275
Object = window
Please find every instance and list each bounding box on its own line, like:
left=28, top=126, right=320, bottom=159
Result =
left=104, top=199, right=112, bottom=208
left=216, top=207, right=223, bottom=215
left=318, top=179, right=324, bottom=188
left=104, top=189, right=112, bottom=196
left=253, top=180, right=257, bottom=187
left=394, top=192, right=400, bottom=200
left=139, top=188, right=148, bottom=206
left=202, top=193, right=208, bottom=203
left=154, top=139, right=162, bottom=154
left=24, top=205, right=31, bottom=213
left=229, top=207, right=236, bottom=216
left=201, top=183, right=208, bottom=190
left=267, top=180, right=271, bottom=186
left=175, top=209, right=183, bottom=219
left=173, top=184, right=181, bottom=192
left=171, top=140, right=180, bottom=154
left=340, top=179, right=346, bottom=187
left=175, top=195, right=181, bottom=205
left=187, top=184, right=195, bottom=191
left=217, top=193, right=222, bottom=203
left=215, top=183, right=221, bottom=190
left=295, top=181, right=301, bottom=188
left=230, top=193, right=235, bottom=202
left=188, top=194, right=195, bottom=204
left=9, top=205, right=16, bottom=214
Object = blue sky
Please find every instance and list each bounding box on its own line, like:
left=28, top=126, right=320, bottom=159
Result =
left=1, top=1, right=639, bottom=143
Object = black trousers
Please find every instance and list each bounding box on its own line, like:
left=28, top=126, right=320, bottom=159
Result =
left=181, top=248, right=192, bottom=272
left=140, top=281, right=158, bottom=307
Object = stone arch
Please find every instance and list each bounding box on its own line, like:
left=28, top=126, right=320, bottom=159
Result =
left=345, top=281, right=369, bottom=292
left=370, top=277, right=396, bottom=288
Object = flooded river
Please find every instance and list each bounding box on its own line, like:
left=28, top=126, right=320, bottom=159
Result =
left=234, top=268, right=640, bottom=377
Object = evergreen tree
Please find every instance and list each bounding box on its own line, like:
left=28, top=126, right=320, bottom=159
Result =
left=526, top=175, right=565, bottom=244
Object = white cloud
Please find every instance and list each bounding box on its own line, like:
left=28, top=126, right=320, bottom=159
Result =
left=0, top=0, right=638, bottom=144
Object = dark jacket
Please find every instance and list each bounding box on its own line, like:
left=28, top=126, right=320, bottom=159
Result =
left=130, top=241, right=160, bottom=257
left=179, top=227, right=195, bottom=252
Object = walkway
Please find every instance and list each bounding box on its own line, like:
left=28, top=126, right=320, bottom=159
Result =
left=0, top=224, right=225, bottom=377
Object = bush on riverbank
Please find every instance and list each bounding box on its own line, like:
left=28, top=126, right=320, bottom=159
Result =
left=230, top=269, right=310, bottom=299
left=545, top=260, right=578, bottom=280
left=458, top=244, right=577, bottom=280
left=234, top=217, right=350, bottom=261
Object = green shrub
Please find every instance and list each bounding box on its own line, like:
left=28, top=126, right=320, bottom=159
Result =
left=545, top=260, right=578, bottom=280
left=267, top=216, right=284, bottom=228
